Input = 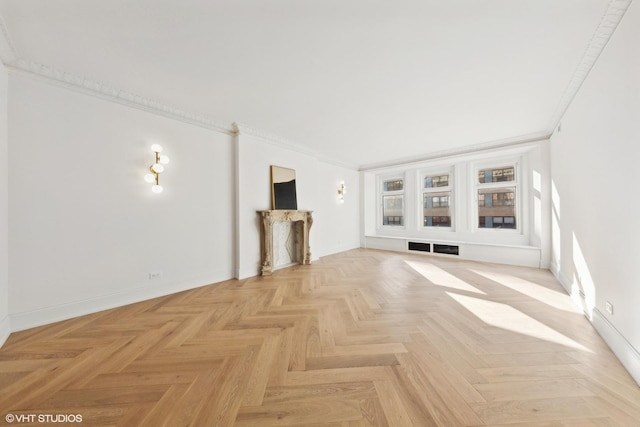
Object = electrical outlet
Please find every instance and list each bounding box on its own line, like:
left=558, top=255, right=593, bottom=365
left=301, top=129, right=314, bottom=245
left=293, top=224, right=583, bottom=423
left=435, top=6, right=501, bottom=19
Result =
left=149, top=271, right=162, bottom=280
left=605, top=301, right=613, bottom=315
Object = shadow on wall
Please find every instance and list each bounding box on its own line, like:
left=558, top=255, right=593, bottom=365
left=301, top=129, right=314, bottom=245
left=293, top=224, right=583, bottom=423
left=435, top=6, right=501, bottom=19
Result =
left=550, top=179, right=596, bottom=320
left=551, top=180, right=561, bottom=273
left=572, top=233, right=596, bottom=320
left=532, top=170, right=542, bottom=245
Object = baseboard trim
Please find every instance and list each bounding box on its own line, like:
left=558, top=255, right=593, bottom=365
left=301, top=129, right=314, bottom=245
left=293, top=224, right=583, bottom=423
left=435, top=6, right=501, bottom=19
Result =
left=9, top=270, right=233, bottom=334
left=549, top=259, right=559, bottom=277
left=554, top=268, right=573, bottom=296
left=318, top=243, right=361, bottom=259
left=237, top=267, right=259, bottom=281
left=591, top=308, right=640, bottom=386
left=553, top=268, right=640, bottom=387
left=235, top=244, right=360, bottom=280
left=364, top=236, right=541, bottom=268
left=0, top=315, right=10, bottom=348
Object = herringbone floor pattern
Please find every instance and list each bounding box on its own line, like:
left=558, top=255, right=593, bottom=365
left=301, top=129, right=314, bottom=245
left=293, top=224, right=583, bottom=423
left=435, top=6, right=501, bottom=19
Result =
left=1, top=249, right=639, bottom=426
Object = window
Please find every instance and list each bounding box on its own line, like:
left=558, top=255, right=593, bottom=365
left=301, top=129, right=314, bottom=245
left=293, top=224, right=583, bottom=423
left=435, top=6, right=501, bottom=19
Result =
left=428, top=216, right=451, bottom=227
left=478, top=167, right=514, bottom=183
left=479, top=215, right=516, bottom=228
left=384, top=180, right=403, bottom=191
left=382, top=178, right=404, bottom=226
left=422, top=172, right=452, bottom=228
left=477, top=166, right=517, bottom=229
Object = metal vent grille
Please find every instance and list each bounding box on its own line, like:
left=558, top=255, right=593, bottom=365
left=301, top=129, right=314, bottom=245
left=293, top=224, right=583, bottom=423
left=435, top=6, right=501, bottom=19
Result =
left=408, top=242, right=431, bottom=252
left=433, top=244, right=459, bottom=255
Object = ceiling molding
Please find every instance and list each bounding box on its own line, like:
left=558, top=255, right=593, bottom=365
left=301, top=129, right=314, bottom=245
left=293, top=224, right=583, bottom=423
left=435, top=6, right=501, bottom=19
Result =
left=547, top=0, right=633, bottom=132
left=314, top=153, right=360, bottom=171
left=358, top=132, right=551, bottom=172
left=0, top=16, right=17, bottom=64
left=1, top=2, right=629, bottom=171
left=5, top=59, right=236, bottom=135
left=234, top=121, right=319, bottom=156
left=234, top=122, right=359, bottom=170
left=0, top=18, right=357, bottom=170
left=2, top=53, right=357, bottom=169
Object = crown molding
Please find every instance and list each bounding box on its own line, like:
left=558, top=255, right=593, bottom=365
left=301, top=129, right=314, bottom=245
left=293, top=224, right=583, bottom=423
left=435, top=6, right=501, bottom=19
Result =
left=234, top=122, right=318, bottom=156
left=358, top=132, right=551, bottom=171
left=0, top=16, right=17, bottom=64
left=547, top=0, right=633, bottom=133
left=5, top=59, right=236, bottom=135
left=314, top=153, right=360, bottom=171
left=359, top=0, right=636, bottom=173
left=234, top=122, right=359, bottom=170
left=2, top=55, right=357, bottom=169
left=1, top=1, right=629, bottom=171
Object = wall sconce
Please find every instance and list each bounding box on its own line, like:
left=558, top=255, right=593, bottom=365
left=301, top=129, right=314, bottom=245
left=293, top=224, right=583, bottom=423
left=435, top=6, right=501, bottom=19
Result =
left=143, top=144, right=170, bottom=193
left=337, top=181, right=346, bottom=202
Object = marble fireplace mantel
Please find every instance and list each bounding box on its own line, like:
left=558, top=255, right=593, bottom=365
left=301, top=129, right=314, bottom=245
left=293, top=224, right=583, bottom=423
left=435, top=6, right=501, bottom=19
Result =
left=257, top=210, right=313, bottom=276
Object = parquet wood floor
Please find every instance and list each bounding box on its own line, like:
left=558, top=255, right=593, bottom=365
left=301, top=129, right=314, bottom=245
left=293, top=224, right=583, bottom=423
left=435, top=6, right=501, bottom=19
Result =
left=1, top=248, right=640, bottom=426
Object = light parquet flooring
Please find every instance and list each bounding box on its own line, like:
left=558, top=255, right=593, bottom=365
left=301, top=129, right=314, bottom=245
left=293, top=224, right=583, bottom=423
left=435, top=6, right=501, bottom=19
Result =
left=1, top=248, right=640, bottom=426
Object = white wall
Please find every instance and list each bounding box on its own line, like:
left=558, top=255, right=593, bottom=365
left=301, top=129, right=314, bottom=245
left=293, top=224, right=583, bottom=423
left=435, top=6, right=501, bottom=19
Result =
left=528, top=140, right=551, bottom=268
left=236, top=131, right=360, bottom=279
left=1, top=71, right=361, bottom=339
left=313, top=161, right=360, bottom=257
left=8, top=74, right=235, bottom=330
left=550, top=1, right=640, bottom=385
left=361, top=141, right=551, bottom=268
left=0, top=63, right=9, bottom=345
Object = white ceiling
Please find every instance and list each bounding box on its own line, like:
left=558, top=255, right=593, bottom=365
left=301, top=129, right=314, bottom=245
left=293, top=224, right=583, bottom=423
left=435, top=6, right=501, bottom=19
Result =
left=0, top=0, right=626, bottom=168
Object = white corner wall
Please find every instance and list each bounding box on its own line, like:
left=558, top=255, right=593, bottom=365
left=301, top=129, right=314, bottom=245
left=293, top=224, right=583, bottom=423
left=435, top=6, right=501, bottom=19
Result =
left=0, top=63, right=9, bottom=345
left=235, top=131, right=360, bottom=279
left=550, top=1, right=640, bottom=385
left=8, top=74, right=235, bottom=331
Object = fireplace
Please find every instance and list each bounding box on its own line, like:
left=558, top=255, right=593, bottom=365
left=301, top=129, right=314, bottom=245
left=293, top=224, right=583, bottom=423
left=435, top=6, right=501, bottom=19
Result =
left=257, top=210, right=313, bottom=275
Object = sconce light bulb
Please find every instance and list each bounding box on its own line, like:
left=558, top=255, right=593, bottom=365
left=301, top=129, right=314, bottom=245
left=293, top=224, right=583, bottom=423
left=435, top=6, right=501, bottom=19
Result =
left=152, top=184, right=163, bottom=194
left=159, top=155, right=170, bottom=165
left=151, top=144, right=163, bottom=153
left=144, top=173, right=156, bottom=184
left=151, top=163, right=164, bottom=173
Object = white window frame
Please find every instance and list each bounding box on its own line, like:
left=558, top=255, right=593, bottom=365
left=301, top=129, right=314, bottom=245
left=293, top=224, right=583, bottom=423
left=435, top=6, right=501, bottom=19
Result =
left=378, top=174, right=406, bottom=229
left=419, top=168, right=454, bottom=231
left=473, top=159, right=521, bottom=233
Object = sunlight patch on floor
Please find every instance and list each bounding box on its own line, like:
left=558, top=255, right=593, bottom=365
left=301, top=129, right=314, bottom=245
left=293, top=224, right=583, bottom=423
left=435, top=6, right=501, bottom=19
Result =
left=447, top=292, right=592, bottom=353
left=469, top=269, right=579, bottom=313
left=405, top=260, right=486, bottom=295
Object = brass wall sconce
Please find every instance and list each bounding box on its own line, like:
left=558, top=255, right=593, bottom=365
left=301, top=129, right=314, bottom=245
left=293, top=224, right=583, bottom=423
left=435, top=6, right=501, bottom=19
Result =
left=144, top=144, right=170, bottom=193
left=338, top=181, right=346, bottom=202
